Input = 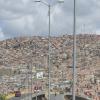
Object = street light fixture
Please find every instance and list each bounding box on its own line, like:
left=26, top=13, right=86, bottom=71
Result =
left=34, top=0, right=41, bottom=2
left=34, top=1, right=64, bottom=100
left=34, top=0, right=64, bottom=6
left=58, top=0, right=64, bottom=3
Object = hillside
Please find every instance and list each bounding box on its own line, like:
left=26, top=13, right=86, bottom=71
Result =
left=0, top=34, right=100, bottom=81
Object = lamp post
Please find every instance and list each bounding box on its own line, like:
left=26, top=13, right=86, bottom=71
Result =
left=34, top=1, right=64, bottom=100
left=72, top=0, right=76, bottom=100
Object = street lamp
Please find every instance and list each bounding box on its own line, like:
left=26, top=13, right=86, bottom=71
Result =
left=72, top=0, right=76, bottom=100
left=34, top=1, right=64, bottom=100
left=35, top=0, right=64, bottom=3
left=58, top=0, right=64, bottom=3
left=34, top=0, right=41, bottom=2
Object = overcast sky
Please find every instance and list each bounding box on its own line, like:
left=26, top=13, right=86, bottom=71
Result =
left=0, top=0, right=100, bottom=40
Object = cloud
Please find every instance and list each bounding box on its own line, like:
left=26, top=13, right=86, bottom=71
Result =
left=0, top=0, right=100, bottom=40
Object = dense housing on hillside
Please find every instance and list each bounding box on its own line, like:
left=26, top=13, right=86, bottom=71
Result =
left=0, top=34, right=100, bottom=99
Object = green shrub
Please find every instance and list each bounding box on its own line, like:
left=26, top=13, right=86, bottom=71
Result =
left=0, top=94, right=7, bottom=100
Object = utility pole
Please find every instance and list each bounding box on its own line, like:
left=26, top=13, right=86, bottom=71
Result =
left=48, top=5, right=51, bottom=100
left=31, top=63, right=33, bottom=100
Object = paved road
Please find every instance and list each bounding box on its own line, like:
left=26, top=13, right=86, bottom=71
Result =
left=10, top=93, right=32, bottom=100
left=10, top=93, right=64, bottom=100
left=50, top=94, right=64, bottom=100
left=10, top=93, right=90, bottom=100
left=10, top=92, right=46, bottom=100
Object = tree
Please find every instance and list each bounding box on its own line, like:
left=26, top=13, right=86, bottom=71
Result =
left=0, top=94, right=7, bottom=100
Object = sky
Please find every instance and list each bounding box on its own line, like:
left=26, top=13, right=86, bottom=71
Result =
left=0, top=0, right=100, bottom=40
